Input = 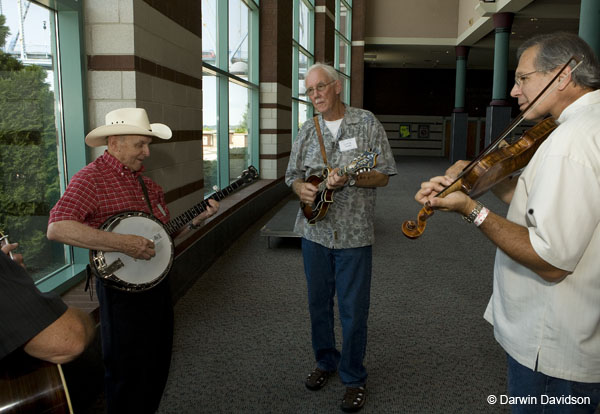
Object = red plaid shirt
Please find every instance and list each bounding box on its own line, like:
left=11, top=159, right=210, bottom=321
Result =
left=49, top=151, right=170, bottom=228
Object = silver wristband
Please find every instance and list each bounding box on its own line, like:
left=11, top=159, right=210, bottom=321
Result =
left=463, top=201, right=483, bottom=224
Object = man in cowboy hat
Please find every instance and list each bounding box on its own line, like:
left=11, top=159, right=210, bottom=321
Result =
left=47, top=107, right=219, bottom=413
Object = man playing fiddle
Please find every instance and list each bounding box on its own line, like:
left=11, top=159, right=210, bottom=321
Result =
left=415, top=32, right=600, bottom=412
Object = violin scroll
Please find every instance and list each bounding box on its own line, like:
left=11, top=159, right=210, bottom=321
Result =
left=401, top=202, right=435, bottom=239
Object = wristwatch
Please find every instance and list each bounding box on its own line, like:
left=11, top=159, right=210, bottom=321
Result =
left=463, top=201, right=483, bottom=224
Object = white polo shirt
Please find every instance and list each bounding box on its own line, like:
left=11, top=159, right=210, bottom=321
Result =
left=484, top=90, right=600, bottom=383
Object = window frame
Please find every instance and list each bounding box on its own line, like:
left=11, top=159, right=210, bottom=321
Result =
left=202, top=0, right=260, bottom=187
left=292, top=0, right=315, bottom=142
left=19, top=0, right=89, bottom=293
left=334, top=0, right=352, bottom=104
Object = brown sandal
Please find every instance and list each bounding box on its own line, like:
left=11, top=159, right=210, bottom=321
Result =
left=305, top=367, right=333, bottom=391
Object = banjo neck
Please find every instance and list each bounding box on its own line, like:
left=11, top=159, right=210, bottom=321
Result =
left=90, top=166, right=258, bottom=292
left=163, top=175, right=249, bottom=235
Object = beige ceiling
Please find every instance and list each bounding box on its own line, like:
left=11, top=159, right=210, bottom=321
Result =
left=364, top=0, right=582, bottom=69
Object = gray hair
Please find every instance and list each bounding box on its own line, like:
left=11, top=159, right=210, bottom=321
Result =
left=305, top=62, right=339, bottom=84
left=517, top=32, right=600, bottom=89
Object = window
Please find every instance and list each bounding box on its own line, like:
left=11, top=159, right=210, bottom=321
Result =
left=202, top=0, right=259, bottom=191
left=335, top=0, right=351, bottom=104
left=0, top=0, right=86, bottom=291
left=292, top=0, right=314, bottom=141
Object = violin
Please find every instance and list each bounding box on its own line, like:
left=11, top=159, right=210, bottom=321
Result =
left=402, top=56, right=582, bottom=239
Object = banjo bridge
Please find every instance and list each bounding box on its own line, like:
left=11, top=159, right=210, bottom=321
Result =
left=104, top=258, right=125, bottom=275
left=93, top=252, right=124, bottom=276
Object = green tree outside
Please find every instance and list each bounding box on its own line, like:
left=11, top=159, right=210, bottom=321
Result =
left=0, top=14, right=62, bottom=278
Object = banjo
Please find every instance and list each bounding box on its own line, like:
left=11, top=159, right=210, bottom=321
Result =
left=90, top=166, right=259, bottom=291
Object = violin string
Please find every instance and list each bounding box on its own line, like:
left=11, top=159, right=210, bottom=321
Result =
left=436, top=56, right=583, bottom=198
left=480, top=57, right=582, bottom=157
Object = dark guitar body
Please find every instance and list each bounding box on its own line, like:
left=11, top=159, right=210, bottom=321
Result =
left=301, top=174, right=334, bottom=225
left=0, top=351, right=71, bottom=413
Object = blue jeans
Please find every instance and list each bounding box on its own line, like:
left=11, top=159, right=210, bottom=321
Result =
left=301, top=238, right=372, bottom=387
left=507, top=353, right=600, bottom=414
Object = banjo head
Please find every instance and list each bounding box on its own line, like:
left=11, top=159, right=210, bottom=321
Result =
left=92, top=212, right=174, bottom=292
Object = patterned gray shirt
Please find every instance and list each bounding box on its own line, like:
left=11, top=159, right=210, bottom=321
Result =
left=285, top=106, right=397, bottom=249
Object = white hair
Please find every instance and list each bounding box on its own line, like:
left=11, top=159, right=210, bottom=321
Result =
left=305, top=62, right=339, bottom=84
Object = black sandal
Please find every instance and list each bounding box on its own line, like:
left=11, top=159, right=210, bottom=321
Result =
left=305, top=367, right=332, bottom=391
left=341, top=386, right=366, bottom=412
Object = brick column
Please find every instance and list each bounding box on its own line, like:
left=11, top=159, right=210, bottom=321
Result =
left=314, top=0, right=335, bottom=64
left=259, top=0, right=293, bottom=179
left=86, top=0, right=205, bottom=217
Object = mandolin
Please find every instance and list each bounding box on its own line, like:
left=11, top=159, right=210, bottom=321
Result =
left=301, top=150, right=378, bottom=225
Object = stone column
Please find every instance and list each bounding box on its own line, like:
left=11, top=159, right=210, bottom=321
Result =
left=450, top=46, right=469, bottom=163
left=579, top=0, right=600, bottom=57
left=485, top=12, right=513, bottom=148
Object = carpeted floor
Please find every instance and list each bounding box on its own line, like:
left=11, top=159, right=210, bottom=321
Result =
left=157, top=157, right=513, bottom=413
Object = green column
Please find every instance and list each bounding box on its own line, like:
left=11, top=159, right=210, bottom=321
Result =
left=454, top=46, right=469, bottom=111
left=579, top=0, right=600, bottom=57
left=491, top=13, right=514, bottom=105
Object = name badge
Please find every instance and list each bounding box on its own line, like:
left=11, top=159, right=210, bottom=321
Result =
left=339, top=138, right=357, bottom=152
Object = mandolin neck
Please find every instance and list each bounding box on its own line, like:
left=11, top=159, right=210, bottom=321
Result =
left=317, top=164, right=352, bottom=192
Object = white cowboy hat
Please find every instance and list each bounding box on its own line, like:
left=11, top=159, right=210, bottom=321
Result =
left=85, top=108, right=172, bottom=147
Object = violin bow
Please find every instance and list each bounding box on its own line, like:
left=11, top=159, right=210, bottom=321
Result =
left=401, top=55, right=583, bottom=239
left=458, top=56, right=583, bottom=183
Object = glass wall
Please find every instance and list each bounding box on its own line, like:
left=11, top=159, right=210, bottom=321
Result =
left=0, top=0, right=86, bottom=287
left=292, top=0, right=314, bottom=141
left=202, top=0, right=259, bottom=191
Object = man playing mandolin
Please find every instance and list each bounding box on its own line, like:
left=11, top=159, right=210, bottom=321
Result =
left=414, top=33, right=600, bottom=412
left=285, top=62, right=396, bottom=412
left=47, top=108, right=219, bottom=413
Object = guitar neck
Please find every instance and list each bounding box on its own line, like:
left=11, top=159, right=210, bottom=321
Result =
left=0, top=232, right=15, bottom=260
left=164, top=178, right=247, bottom=235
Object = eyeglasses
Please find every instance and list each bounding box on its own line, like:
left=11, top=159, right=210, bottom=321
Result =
left=514, top=70, right=542, bottom=87
left=305, top=80, right=336, bottom=97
